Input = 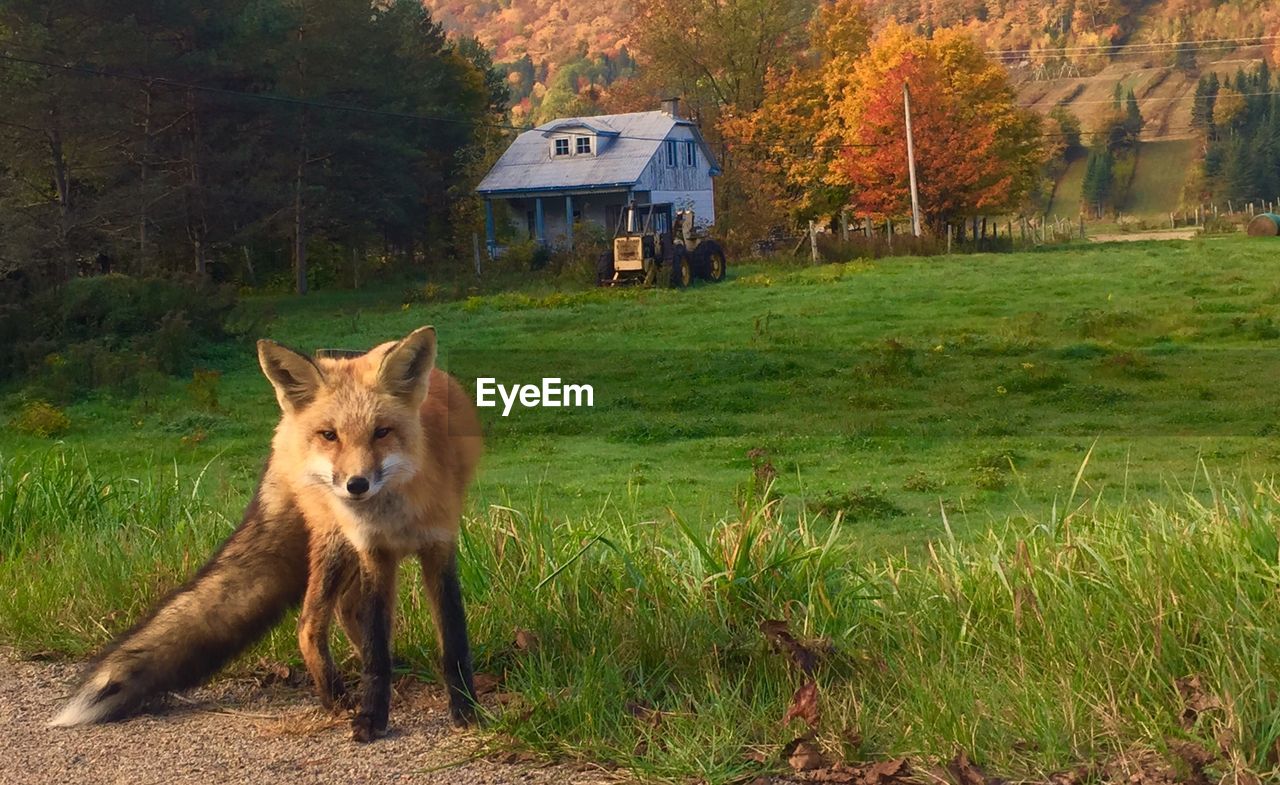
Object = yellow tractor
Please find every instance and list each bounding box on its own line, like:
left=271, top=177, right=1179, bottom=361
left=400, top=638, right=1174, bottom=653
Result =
left=597, top=202, right=726, bottom=287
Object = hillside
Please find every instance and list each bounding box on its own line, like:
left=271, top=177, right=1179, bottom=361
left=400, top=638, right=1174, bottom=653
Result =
left=425, top=0, right=627, bottom=64
left=422, top=0, right=1279, bottom=215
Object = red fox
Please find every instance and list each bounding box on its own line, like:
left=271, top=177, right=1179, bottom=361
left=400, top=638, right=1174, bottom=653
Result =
left=50, top=326, right=483, bottom=742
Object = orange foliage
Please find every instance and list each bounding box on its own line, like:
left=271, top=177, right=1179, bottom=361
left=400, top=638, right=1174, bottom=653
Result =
left=717, top=0, right=871, bottom=227
left=831, top=24, right=1043, bottom=228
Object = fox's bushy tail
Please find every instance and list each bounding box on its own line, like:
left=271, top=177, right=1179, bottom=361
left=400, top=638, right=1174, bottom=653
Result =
left=50, top=490, right=309, bottom=726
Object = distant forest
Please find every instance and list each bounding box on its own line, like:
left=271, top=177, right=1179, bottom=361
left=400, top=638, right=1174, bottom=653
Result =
left=0, top=0, right=508, bottom=293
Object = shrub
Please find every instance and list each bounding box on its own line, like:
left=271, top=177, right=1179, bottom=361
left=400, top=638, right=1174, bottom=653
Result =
left=806, top=485, right=903, bottom=520
left=9, top=400, right=70, bottom=438
left=186, top=370, right=222, bottom=412
left=1, top=274, right=237, bottom=397
left=149, top=311, right=194, bottom=375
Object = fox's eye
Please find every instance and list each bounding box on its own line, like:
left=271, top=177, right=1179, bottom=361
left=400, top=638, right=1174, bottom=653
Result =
left=373, top=427, right=392, bottom=439
left=319, top=430, right=338, bottom=442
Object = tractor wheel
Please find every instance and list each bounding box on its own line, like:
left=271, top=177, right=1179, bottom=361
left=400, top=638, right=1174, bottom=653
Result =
left=596, top=250, right=615, bottom=286
left=698, top=242, right=727, bottom=282
left=668, top=250, right=692, bottom=288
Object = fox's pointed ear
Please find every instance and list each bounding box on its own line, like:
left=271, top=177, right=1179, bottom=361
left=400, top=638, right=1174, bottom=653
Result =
left=378, top=326, right=437, bottom=406
left=257, top=340, right=325, bottom=411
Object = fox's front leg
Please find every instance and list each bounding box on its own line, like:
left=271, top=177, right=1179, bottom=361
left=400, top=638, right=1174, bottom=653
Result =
left=298, top=536, right=353, bottom=712
left=420, top=544, right=477, bottom=726
left=351, top=549, right=397, bottom=743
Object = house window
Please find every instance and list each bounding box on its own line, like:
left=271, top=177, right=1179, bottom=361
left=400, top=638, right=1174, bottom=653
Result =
left=665, top=139, right=677, bottom=166
left=554, top=138, right=570, bottom=156
left=685, top=140, right=696, bottom=167
left=576, top=136, right=591, bottom=155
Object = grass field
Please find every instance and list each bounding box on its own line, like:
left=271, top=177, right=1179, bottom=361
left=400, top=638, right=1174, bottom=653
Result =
left=1046, top=148, right=1087, bottom=220
left=5, top=236, right=1280, bottom=781
left=1122, top=139, right=1197, bottom=218
left=1047, top=139, right=1198, bottom=224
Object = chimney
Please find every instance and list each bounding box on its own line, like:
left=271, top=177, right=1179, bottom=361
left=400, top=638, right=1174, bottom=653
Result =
left=660, top=97, right=681, bottom=119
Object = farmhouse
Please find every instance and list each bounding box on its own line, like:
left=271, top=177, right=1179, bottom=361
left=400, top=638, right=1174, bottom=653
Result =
left=477, top=99, right=719, bottom=252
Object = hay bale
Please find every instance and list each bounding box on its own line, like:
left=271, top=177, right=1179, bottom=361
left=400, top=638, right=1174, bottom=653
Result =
left=1247, top=213, right=1280, bottom=236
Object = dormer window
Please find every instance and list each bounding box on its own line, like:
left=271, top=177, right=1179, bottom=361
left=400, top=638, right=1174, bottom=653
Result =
left=576, top=136, right=592, bottom=155
left=554, top=138, right=570, bottom=156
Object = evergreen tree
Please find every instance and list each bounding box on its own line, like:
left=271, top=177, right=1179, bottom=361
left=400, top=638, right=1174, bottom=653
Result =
left=1124, top=89, right=1142, bottom=137
left=1082, top=148, right=1114, bottom=213
left=1192, top=76, right=1211, bottom=127
left=0, top=0, right=501, bottom=288
left=1224, top=138, right=1259, bottom=202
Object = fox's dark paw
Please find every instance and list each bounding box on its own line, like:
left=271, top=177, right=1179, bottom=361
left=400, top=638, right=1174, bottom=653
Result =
left=449, top=700, right=479, bottom=728
left=319, top=680, right=351, bottom=713
left=351, top=714, right=388, bottom=743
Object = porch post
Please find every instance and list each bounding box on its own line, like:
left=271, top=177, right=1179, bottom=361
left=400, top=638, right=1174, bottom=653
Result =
left=535, top=197, right=545, bottom=247
left=483, top=198, right=496, bottom=256
left=564, top=194, right=574, bottom=247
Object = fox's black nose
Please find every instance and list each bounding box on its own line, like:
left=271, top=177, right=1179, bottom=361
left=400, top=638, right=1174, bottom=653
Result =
left=346, top=476, right=370, bottom=496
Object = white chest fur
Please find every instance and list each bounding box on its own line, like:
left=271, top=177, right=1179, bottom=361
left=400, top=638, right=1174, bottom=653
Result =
left=328, top=492, right=455, bottom=557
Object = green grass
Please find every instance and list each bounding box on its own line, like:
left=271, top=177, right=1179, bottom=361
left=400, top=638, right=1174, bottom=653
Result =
left=1046, top=148, right=1087, bottom=219
left=1047, top=139, right=1198, bottom=222
left=6, top=236, right=1280, bottom=779
left=3, top=451, right=1279, bottom=781
left=1122, top=139, right=1197, bottom=217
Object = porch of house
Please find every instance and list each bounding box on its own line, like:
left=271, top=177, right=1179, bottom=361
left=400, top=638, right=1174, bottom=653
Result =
left=483, top=189, right=645, bottom=253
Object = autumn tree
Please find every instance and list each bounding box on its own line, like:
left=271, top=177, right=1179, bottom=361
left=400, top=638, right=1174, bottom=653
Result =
left=829, top=24, right=1043, bottom=232
left=718, top=0, right=871, bottom=229
left=623, top=0, right=816, bottom=125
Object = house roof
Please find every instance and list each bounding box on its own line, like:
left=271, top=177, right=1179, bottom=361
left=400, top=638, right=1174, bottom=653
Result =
left=476, top=110, right=719, bottom=196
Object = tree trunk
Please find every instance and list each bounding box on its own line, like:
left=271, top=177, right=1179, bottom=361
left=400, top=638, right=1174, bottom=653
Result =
left=294, top=156, right=307, bottom=295
left=242, top=246, right=256, bottom=286
left=186, top=89, right=208, bottom=277
left=47, top=112, right=74, bottom=281
left=139, top=82, right=153, bottom=273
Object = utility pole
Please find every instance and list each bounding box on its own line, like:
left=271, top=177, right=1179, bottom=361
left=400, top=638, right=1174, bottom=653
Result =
left=903, top=82, right=923, bottom=238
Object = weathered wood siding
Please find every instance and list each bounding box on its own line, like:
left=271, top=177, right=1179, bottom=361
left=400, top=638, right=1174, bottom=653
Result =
left=635, top=125, right=716, bottom=225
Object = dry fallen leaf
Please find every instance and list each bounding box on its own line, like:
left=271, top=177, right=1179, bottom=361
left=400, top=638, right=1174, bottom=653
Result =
left=1045, top=764, right=1095, bottom=785
left=625, top=700, right=665, bottom=729
left=514, top=629, right=540, bottom=652
left=1176, top=675, right=1223, bottom=729
left=863, top=757, right=909, bottom=781
left=473, top=672, right=502, bottom=695
left=788, top=739, right=828, bottom=772
left=947, top=750, right=1006, bottom=785
left=783, top=681, right=821, bottom=730
left=761, top=618, right=820, bottom=675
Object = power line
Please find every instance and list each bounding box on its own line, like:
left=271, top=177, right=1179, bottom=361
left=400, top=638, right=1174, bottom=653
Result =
left=1027, top=87, right=1280, bottom=108
left=0, top=50, right=1218, bottom=155
left=0, top=51, right=529, bottom=134
left=988, top=34, right=1280, bottom=57
left=0, top=51, right=877, bottom=151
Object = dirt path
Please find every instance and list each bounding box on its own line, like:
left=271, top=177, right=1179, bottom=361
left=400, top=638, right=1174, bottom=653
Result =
left=1088, top=228, right=1198, bottom=243
left=1, top=654, right=615, bottom=785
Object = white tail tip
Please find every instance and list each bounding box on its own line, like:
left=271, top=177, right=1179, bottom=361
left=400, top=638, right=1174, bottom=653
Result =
left=49, top=673, right=121, bottom=727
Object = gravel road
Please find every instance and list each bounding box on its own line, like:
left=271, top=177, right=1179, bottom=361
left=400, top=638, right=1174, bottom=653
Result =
left=1, top=653, right=615, bottom=785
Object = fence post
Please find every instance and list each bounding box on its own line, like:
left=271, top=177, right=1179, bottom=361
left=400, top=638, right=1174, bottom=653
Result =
left=841, top=211, right=849, bottom=243
left=1080, top=215, right=1085, bottom=240
left=947, top=224, right=953, bottom=254
left=809, top=220, right=820, bottom=264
